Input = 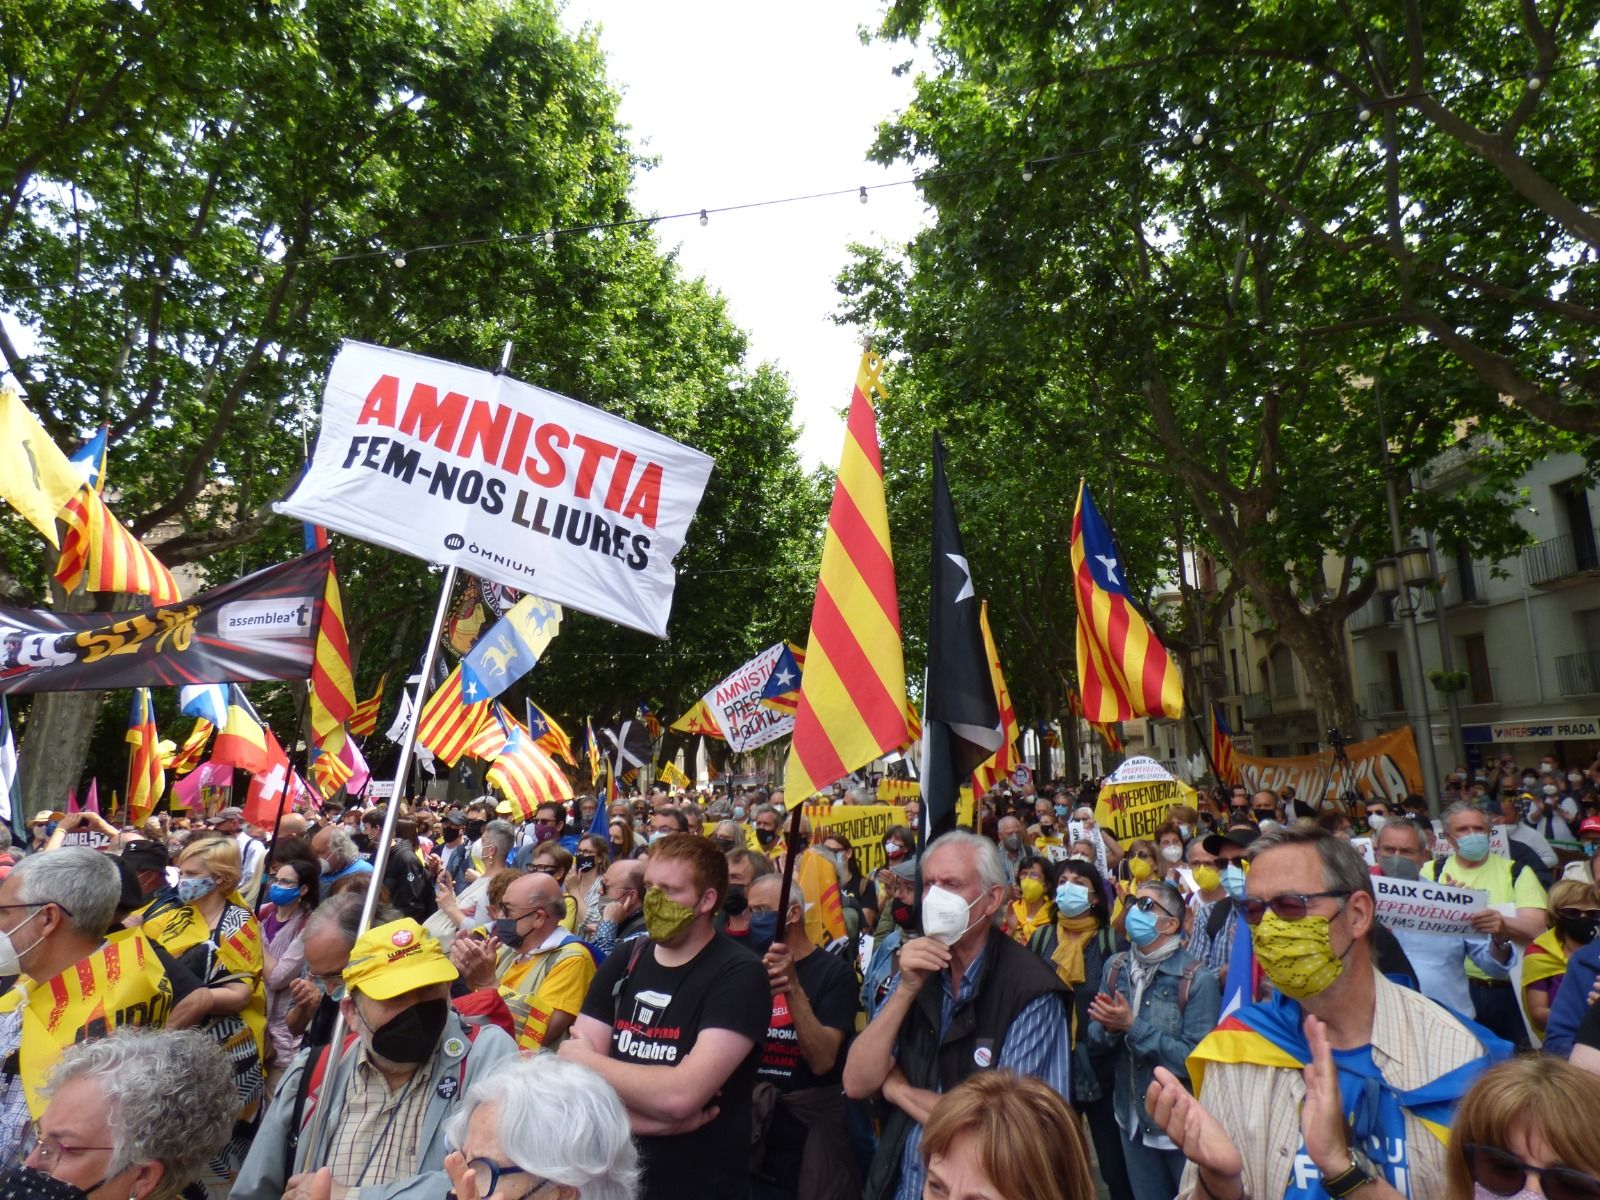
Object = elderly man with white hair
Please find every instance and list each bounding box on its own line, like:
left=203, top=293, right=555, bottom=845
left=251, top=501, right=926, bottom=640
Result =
left=843, top=830, right=1071, bottom=1200
left=0, top=848, right=178, bottom=1170
left=311, top=825, right=373, bottom=885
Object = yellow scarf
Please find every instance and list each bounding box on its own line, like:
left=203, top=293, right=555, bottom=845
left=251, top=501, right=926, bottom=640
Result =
left=1050, top=914, right=1101, bottom=987
left=1010, top=899, right=1054, bottom=944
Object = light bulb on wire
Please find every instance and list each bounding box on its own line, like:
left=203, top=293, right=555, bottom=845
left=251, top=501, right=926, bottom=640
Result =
left=1358, top=106, right=1374, bottom=122
left=1021, top=162, right=1035, bottom=182
left=393, top=254, right=406, bottom=268
left=544, top=229, right=556, bottom=248
left=699, top=209, right=709, bottom=227
left=859, top=186, right=868, bottom=205
left=1527, top=75, right=1543, bottom=91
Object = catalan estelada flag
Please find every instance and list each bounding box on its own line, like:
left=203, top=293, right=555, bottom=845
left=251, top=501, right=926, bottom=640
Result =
left=168, top=718, right=213, bottom=777
left=1188, top=991, right=1509, bottom=1196
left=417, top=663, right=490, bottom=768
left=971, top=601, right=1021, bottom=796
left=783, top=353, right=907, bottom=806
left=1071, top=481, right=1183, bottom=722
left=125, top=688, right=164, bottom=824
left=349, top=673, right=387, bottom=737
left=212, top=686, right=271, bottom=774
left=668, top=698, right=724, bottom=739
left=526, top=700, right=575, bottom=766
left=758, top=643, right=805, bottom=715
left=308, top=561, right=356, bottom=746
left=54, top=485, right=181, bottom=605
left=584, top=716, right=602, bottom=785
left=464, top=703, right=515, bottom=761
left=487, top=728, right=573, bottom=820
left=1212, top=703, right=1238, bottom=785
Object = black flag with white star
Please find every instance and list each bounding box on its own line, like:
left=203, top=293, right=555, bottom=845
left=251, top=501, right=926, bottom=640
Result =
left=923, top=436, right=1002, bottom=839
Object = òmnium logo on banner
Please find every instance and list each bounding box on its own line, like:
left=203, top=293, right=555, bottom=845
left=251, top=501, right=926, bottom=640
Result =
left=277, top=341, right=714, bottom=639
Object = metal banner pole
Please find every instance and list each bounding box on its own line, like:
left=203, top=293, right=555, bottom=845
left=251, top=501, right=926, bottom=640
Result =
left=301, top=561, right=458, bottom=1156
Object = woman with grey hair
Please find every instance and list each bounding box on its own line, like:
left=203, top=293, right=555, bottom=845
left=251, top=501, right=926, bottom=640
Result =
left=13, top=1027, right=234, bottom=1200
left=443, top=1054, right=638, bottom=1200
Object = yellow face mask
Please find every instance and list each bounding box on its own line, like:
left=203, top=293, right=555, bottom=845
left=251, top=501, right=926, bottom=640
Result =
left=1193, top=865, right=1221, bottom=892
left=1020, top=877, right=1046, bottom=903
left=1251, top=909, right=1345, bottom=999
left=1127, top=856, right=1153, bottom=882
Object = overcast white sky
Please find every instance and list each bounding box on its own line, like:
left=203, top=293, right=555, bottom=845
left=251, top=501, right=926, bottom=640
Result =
left=560, top=1, right=930, bottom=466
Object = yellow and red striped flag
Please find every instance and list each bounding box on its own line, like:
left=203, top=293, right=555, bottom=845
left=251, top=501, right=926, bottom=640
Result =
left=902, top=696, right=922, bottom=747
left=308, top=561, right=356, bottom=746
left=125, top=688, right=164, bottom=824
left=310, top=737, right=354, bottom=798
left=1071, top=481, right=1184, bottom=721
left=668, top=698, right=724, bottom=738
left=1211, top=704, right=1238, bottom=785
left=487, top=729, right=574, bottom=820
left=1092, top=720, right=1124, bottom=754
left=783, top=352, right=908, bottom=806
left=417, top=663, right=490, bottom=768
left=168, top=718, right=213, bottom=777
left=526, top=700, right=576, bottom=766
left=54, top=486, right=180, bottom=605
left=349, top=673, right=387, bottom=737
left=971, top=601, right=1021, bottom=795
left=464, top=703, right=515, bottom=761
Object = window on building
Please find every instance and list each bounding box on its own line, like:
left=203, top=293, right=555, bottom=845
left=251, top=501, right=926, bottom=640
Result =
left=1385, top=651, right=1405, bottom=712
left=1461, top=633, right=1493, bottom=704
left=1556, top=477, right=1599, bottom=571
left=1230, top=648, right=1241, bottom=695
left=1453, top=544, right=1481, bottom=602
left=1270, top=644, right=1296, bottom=699
left=1581, top=608, right=1600, bottom=654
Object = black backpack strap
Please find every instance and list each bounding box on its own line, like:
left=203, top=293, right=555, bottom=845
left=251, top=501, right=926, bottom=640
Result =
left=284, top=1043, right=327, bottom=1161
left=1176, top=958, right=1203, bottom=1012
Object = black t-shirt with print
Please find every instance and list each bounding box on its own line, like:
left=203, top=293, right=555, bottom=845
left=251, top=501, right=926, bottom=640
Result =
left=581, top=932, right=769, bottom=1200
left=756, top=946, right=858, bottom=1092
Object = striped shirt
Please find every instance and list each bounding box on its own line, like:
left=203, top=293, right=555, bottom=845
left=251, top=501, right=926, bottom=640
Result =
left=1179, top=972, right=1493, bottom=1200
left=325, top=1049, right=435, bottom=1189
left=888, top=946, right=1072, bottom=1200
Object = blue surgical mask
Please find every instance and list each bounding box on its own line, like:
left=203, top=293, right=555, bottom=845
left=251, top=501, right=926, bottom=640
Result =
left=177, top=876, right=217, bottom=904
left=1221, top=864, right=1248, bottom=900
left=747, top=910, right=780, bottom=954
left=1056, top=882, right=1092, bottom=916
left=267, top=883, right=301, bottom=908
left=1454, top=832, right=1491, bottom=862
left=733, top=806, right=747, bottom=821
left=1054, top=804, right=1069, bottom=817
left=1125, top=904, right=1162, bottom=947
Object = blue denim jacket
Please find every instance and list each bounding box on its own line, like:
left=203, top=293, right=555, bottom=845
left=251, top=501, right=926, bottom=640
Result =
left=1085, top=947, right=1220, bottom=1139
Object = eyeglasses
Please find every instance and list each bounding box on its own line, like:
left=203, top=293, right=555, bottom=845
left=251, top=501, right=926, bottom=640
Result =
left=1465, top=1144, right=1600, bottom=1200
left=27, top=1123, right=113, bottom=1169
left=1235, top=891, right=1351, bottom=926
left=463, top=1156, right=549, bottom=1199
left=492, top=906, right=537, bottom=922
left=526, top=864, right=560, bottom=876
left=1556, top=907, right=1600, bottom=921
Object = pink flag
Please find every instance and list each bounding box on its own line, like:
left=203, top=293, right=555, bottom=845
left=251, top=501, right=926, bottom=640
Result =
left=84, top=778, right=99, bottom=815
left=175, top=760, right=227, bottom=811
left=66, top=786, right=78, bottom=814
left=339, top=733, right=371, bottom=795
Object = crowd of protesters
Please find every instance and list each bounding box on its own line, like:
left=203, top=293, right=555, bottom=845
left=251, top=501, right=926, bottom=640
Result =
left=4, top=749, right=1600, bottom=1199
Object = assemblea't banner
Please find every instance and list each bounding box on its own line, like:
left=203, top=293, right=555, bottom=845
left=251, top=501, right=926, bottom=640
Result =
left=0, top=550, right=330, bottom=693
left=278, top=341, right=714, bottom=639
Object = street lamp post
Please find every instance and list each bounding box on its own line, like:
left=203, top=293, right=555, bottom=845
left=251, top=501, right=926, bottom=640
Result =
left=1375, top=547, right=1443, bottom=812
left=1425, top=530, right=1468, bottom=780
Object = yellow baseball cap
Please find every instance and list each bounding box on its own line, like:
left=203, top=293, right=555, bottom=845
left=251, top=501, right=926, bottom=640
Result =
left=495, top=798, right=513, bottom=815
left=342, top=919, right=458, bottom=999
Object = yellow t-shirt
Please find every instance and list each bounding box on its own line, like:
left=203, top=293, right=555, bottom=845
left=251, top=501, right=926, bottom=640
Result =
left=496, top=941, right=596, bottom=1050
left=1425, top=853, right=1547, bottom=979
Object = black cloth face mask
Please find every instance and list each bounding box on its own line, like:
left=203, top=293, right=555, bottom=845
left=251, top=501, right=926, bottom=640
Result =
left=359, top=995, right=449, bottom=1064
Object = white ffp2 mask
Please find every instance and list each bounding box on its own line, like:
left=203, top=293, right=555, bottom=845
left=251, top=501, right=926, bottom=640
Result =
left=921, top=885, right=979, bottom=945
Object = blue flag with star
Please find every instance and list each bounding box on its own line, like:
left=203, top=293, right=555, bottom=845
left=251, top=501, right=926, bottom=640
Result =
left=459, top=595, right=564, bottom=704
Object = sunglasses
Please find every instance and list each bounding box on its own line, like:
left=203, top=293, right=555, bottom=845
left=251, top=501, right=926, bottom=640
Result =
left=1234, top=890, right=1351, bottom=926
left=1465, top=1145, right=1600, bottom=1200
left=1556, top=907, right=1600, bottom=921
left=1132, top=896, right=1180, bottom=918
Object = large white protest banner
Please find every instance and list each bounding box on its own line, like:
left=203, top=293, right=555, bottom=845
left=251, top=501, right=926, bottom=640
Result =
left=1372, top=876, right=1488, bottom=937
left=279, top=341, right=714, bottom=639
left=705, top=643, right=794, bottom=752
